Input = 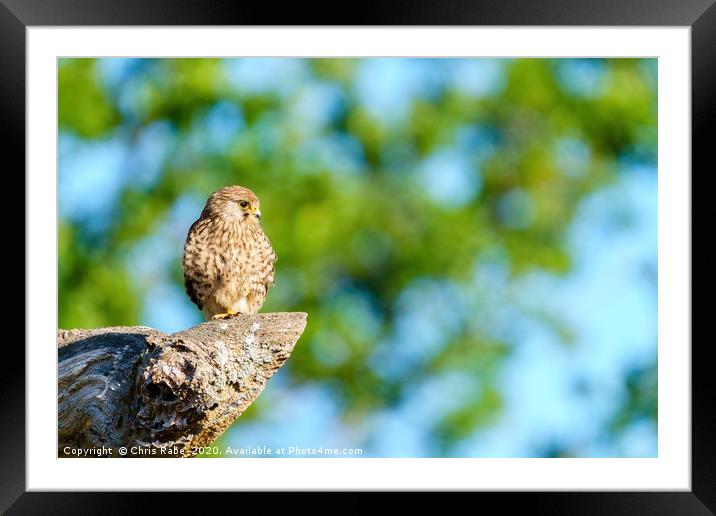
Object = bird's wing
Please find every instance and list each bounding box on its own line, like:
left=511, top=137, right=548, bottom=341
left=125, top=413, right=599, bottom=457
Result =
left=183, top=218, right=216, bottom=311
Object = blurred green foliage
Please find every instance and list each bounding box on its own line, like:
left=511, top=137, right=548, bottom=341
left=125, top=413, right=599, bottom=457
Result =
left=58, top=58, right=657, bottom=456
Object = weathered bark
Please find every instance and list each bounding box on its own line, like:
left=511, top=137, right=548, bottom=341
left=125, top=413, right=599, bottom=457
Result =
left=58, top=312, right=307, bottom=457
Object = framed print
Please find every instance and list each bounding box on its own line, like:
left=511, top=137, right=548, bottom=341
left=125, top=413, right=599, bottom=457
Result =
left=3, top=0, right=711, bottom=512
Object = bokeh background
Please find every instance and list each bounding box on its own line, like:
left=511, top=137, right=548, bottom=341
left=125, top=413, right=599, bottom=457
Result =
left=58, top=58, right=657, bottom=457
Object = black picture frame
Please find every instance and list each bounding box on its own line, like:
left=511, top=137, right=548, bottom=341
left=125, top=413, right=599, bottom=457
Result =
left=2, top=0, right=710, bottom=513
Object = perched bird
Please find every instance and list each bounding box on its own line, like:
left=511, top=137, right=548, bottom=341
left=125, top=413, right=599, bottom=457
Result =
left=183, top=185, right=277, bottom=320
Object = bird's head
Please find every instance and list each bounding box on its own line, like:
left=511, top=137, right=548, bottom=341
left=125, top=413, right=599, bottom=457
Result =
left=203, top=185, right=262, bottom=222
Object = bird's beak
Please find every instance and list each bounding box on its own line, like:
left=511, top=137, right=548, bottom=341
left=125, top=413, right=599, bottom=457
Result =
left=254, top=209, right=261, bottom=220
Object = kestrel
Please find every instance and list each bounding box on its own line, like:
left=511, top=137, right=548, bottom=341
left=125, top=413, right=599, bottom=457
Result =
left=183, top=186, right=277, bottom=320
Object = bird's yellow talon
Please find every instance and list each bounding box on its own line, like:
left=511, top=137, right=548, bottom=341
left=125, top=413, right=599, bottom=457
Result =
left=212, top=310, right=240, bottom=320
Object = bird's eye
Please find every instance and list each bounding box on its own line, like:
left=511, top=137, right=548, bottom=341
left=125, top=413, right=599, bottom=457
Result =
left=239, top=201, right=249, bottom=209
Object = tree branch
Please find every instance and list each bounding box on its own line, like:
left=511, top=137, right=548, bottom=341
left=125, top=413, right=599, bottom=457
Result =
left=58, top=312, right=307, bottom=457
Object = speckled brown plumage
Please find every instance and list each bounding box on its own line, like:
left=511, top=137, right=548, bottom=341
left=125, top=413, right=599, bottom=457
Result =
left=183, top=186, right=276, bottom=320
